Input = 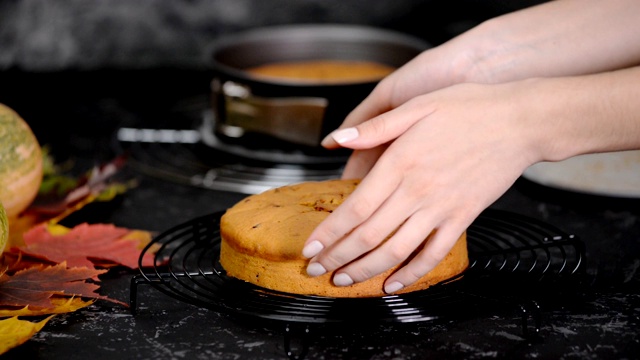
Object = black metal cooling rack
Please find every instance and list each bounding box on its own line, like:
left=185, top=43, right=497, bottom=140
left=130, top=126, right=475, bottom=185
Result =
left=130, top=209, right=585, bottom=328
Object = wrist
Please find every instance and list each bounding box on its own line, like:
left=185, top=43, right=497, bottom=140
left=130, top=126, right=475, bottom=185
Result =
left=516, top=68, right=640, bottom=164
left=442, top=17, right=522, bottom=86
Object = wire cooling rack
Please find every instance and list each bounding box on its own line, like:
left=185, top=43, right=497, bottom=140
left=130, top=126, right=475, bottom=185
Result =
left=130, top=209, right=584, bottom=326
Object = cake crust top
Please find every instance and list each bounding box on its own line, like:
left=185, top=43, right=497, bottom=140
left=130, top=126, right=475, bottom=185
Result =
left=220, top=179, right=360, bottom=260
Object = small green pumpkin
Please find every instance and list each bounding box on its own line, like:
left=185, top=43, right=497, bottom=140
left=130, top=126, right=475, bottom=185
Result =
left=0, top=104, right=43, bottom=219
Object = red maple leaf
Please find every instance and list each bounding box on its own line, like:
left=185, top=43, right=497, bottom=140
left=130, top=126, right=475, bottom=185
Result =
left=15, top=223, right=155, bottom=270
left=0, top=262, right=124, bottom=308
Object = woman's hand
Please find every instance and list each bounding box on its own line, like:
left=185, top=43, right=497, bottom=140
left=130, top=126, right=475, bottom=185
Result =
left=301, top=0, right=640, bottom=294
left=302, top=81, right=540, bottom=293
left=304, top=62, right=640, bottom=293
left=319, top=44, right=478, bottom=178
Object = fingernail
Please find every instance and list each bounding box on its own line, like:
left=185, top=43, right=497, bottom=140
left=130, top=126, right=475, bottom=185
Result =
left=306, top=262, right=327, bottom=277
left=384, top=281, right=404, bottom=294
left=320, top=134, right=333, bottom=147
left=333, top=273, right=354, bottom=287
left=302, top=240, right=324, bottom=258
left=331, top=127, right=359, bottom=144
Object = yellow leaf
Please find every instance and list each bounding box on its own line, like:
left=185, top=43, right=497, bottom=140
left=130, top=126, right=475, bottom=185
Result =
left=0, top=315, right=53, bottom=355
left=95, top=182, right=132, bottom=202
left=0, top=297, right=94, bottom=318
left=42, top=223, right=70, bottom=236
left=122, top=229, right=154, bottom=250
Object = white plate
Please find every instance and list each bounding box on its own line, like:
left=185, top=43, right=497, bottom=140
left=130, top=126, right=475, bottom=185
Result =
left=522, top=150, right=640, bottom=198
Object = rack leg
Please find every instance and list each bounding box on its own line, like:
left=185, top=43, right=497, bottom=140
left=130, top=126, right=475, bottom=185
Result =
left=519, top=300, right=541, bottom=337
left=283, top=323, right=310, bottom=360
left=130, top=275, right=148, bottom=316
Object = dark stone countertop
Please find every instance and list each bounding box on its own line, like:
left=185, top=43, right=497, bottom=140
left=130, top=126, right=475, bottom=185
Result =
left=0, top=69, right=638, bottom=360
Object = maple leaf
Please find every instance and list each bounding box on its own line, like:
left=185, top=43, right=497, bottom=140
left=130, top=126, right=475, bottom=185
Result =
left=31, top=155, right=132, bottom=216
left=0, top=297, right=93, bottom=317
left=0, top=251, right=55, bottom=274
left=0, top=315, right=54, bottom=355
left=7, top=155, right=136, bottom=249
left=0, top=262, right=124, bottom=309
left=15, top=222, right=156, bottom=270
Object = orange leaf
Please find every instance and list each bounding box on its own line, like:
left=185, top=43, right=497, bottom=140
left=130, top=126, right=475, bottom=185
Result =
left=17, top=222, right=155, bottom=270
left=7, top=212, right=46, bottom=249
left=0, top=315, right=53, bottom=355
left=1, top=251, right=56, bottom=273
left=0, top=262, right=124, bottom=309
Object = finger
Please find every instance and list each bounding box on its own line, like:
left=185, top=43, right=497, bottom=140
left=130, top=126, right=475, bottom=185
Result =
left=321, top=83, right=394, bottom=149
left=340, top=146, right=387, bottom=180
left=302, top=166, right=402, bottom=267
left=383, top=222, right=469, bottom=294
left=324, top=96, right=436, bottom=150
left=308, top=181, right=421, bottom=282
left=331, top=207, right=436, bottom=287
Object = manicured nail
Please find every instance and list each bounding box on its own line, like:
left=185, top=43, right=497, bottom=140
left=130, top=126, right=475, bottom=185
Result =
left=333, top=273, right=354, bottom=287
left=306, top=262, right=327, bottom=277
left=384, top=281, right=404, bottom=294
left=331, top=127, right=359, bottom=144
left=320, top=134, right=333, bottom=147
left=302, top=240, right=324, bottom=258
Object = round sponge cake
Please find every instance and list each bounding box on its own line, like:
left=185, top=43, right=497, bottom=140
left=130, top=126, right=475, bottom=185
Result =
left=219, top=179, right=468, bottom=297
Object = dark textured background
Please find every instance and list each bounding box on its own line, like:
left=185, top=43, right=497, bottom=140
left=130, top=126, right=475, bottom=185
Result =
left=5, top=2, right=639, bottom=359
left=0, top=0, right=545, bottom=71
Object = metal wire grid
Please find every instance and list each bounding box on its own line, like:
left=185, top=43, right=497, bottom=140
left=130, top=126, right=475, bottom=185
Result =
left=130, top=209, right=584, bottom=326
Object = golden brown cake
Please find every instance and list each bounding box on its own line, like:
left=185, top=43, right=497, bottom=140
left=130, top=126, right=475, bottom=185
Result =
left=246, top=60, right=395, bottom=84
left=219, top=179, right=468, bottom=297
